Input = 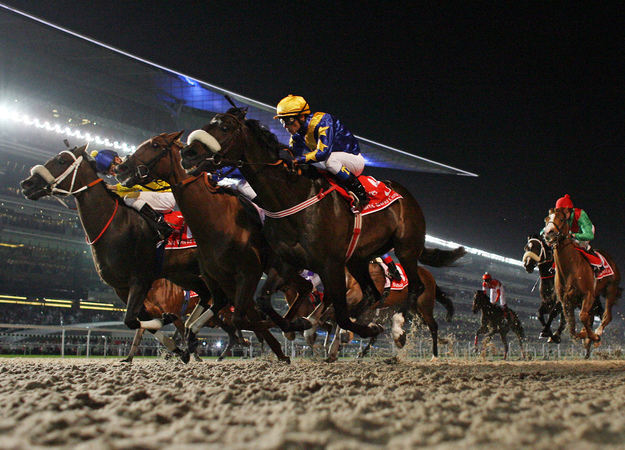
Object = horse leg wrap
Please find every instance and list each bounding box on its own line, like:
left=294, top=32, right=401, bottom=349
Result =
left=189, top=309, right=215, bottom=334
left=153, top=330, right=178, bottom=352
left=139, top=318, right=164, bottom=330
left=185, top=305, right=205, bottom=329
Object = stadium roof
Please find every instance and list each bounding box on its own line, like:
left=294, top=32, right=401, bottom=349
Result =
left=0, top=4, right=477, bottom=176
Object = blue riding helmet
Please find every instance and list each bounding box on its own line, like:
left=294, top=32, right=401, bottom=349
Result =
left=93, top=149, right=118, bottom=173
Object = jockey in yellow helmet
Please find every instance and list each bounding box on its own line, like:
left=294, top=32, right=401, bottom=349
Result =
left=274, top=95, right=369, bottom=208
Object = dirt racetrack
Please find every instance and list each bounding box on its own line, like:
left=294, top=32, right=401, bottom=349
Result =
left=1, top=357, right=624, bottom=449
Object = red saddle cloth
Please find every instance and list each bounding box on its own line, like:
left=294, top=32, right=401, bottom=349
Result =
left=163, top=211, right=197, bottom=249
left=382, top=261, right=409, bottom=291
left=574, top=247, right=614, bottom=280
left=325, top=175, right=403, bottom=215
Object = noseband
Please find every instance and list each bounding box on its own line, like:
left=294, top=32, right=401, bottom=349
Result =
left=29, top=149, right=103, bottom=207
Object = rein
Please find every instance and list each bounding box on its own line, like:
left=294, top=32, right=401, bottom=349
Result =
left=86, top=199, right=119, bottom=245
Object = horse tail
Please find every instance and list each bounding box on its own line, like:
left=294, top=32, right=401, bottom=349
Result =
left=435, top=286, right=454, bottom=322
left=419, top=246, right=466, bottom=268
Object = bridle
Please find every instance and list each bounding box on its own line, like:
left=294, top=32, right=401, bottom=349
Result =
left=187, top=113, right=287, bottom=172
left=544, top=211, right=571, bottom=247
left=121, top=136, right=180, bottom=190
left=29, top=148, right=103, bottom=207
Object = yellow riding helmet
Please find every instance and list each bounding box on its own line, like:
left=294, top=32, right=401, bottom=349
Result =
left=273, top=94, right=311, bottom=119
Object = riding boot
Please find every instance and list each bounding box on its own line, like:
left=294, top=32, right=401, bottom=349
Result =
left=386, top=261, right=402, bottom=282
left=341, top=173, right=369, bottom=208
left=138, top=203, right=173, bottom=241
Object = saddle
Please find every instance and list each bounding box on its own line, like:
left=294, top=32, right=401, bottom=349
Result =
left=574, top=247, right=614, bottom=280
left=322, top=174, right=403, bottom=215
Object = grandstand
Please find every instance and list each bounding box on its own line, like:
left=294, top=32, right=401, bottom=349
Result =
left=1, top=4, right=621, bottom=353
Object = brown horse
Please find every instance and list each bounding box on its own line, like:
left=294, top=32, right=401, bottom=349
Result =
left=522, top=234, right=605, bottom=344
left=543, top=209, right=622, bottom=356
left=114, top=132, right=314, bottom=363
left=351, top=263, right=455, bottom=360
left=19, top=144, right=239, bottom=363
left=472, top=290, right=526, bottom=360
left=180, top=107, right=463, bottom=342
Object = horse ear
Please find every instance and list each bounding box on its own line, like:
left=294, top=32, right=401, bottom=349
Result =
left=168, top=130, right=185, bottom=141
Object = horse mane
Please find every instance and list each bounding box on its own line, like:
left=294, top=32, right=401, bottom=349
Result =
left=241, top=117, right=287, bottom=160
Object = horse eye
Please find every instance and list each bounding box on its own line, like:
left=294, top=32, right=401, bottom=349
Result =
left=152, top=142, right=159, bottom=148
left=221, top=126, right=229, bottom=132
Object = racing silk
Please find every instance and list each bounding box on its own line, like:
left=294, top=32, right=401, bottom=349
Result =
left=568, top=208, right=594, bottom=242
left=482, top=279, right=505, bottom=306
left=115, top=180, right=172, bottom=193
left=289, top=112, right=361, bottom=163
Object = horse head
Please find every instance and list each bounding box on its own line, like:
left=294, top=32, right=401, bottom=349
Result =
left=180, top=109, right=284, bottom=177
left=20, top=144, right=91, bottom=200
left=543, top=208, right=571, bottom=245
left=523, top=234, right=546, bottom=273
left=115, top=131, right=184, bottom=187
left=472, top=290, right=489, bottom=314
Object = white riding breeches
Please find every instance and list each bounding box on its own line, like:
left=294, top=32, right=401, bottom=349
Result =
left=123, top=191, right=176, bottom=213
left=312, top=152, right=365, bottom=176
left=217, top=178, right=257, bottom=201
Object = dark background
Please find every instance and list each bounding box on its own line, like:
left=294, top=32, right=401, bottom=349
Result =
left=3, top=1, right=624, bottom=269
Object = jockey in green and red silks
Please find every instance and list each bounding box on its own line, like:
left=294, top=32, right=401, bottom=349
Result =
left=274, top=94, right=369, bottom=208
left=555, top=194, right=595, bottom=248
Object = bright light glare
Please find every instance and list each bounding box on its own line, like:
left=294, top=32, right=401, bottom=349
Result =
left=0, top=104, right=136, bottom=151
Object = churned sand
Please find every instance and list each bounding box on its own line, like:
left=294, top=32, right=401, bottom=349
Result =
left=0, top=357, right=624, bottom=449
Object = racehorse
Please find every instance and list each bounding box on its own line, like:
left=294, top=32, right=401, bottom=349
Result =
left=114, top=132, right=314, bottom=363
left=19, top=144, right=240, bottom=363
left=352, top=262, right=455, bottom=361
left=543, top=209, right=621, bottom=356
left=523, top=234, right=605, bottom=344
left=180, top=107, right=464, bottom=343
left=522, top=234, right=565, bottom=342
left=472, top=290, right=526, bottom=360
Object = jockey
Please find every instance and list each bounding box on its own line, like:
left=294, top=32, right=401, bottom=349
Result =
left=554, top=194, right=595, bottom=249
left=92, top=149, right=174, bottom=241
left=210, top=167, right=257, bottom=201
left=482, top=272, right=509, bottom=318
left=274, top=94, right=369, bottom=208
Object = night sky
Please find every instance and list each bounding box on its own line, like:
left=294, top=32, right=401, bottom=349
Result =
left=4, top=1, right=625, bottom=270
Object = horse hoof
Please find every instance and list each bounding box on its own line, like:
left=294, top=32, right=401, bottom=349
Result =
left=394, top=332, right=407, bottom=349
left=193, top=353, right=203, bottom=362
left=180, top=350, right=191, bottom=364
left=283, top=332, right=296, bottom=341
left=217, top=356, right=225, bottom=362
left=369, top=323, right=384, bottom=336
left=324, top=356, right=338, bottom=363
left=120, top=358, right=132, bottom=364
left=430, top=356, right=439, bottom=362
left=282, top=357, right=291, bottom=365
left=290, top=317, right=313, bottom=332
left=539, top=331, right=551, bottom=339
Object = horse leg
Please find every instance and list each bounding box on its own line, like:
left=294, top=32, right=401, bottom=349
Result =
left=122, top=282, right=153, bottom=330
left=121, top=328, right=145, bottom=363
left=391, top=312, right=406, bottom=348
left=322, top=266, right=383, bottom=339
left=325, top=324, right=341, bottom=363
left=473, top=326, right=487, bottom=353
left=417, top=293, right=439, bottom=361
left=596, top=288, right=617, bottom=337
left=358, top=335, right=377, bottom=358
left=500, top=332, right=509, bottom=360
left=578, top=291, right=600, bottom=342
left=256, top=266, right=312, bottom=333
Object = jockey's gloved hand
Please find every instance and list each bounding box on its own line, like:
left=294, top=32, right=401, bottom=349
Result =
left=294, top=155, right=307, bottom=165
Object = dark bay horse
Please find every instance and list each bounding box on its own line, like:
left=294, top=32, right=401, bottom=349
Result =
left=19, top=144, right=238, bottom=363
left=353, top=263, right=455, bottom=361
left=472, top=290, right=526, bottom=360
left=523, top=234, right=605, bottom=344
left=114, top=132, right=313, bottom=363
left=180, top=108, right=463, bottom=342
left=543, top=209, right=621, bottom=356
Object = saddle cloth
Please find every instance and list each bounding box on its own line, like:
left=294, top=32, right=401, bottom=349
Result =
left=325, top=174, right=403, bottom=215
left=574, top=247, right=614, bottom=280
left=164, top=211, right=197, bottom=249
left=377, top=260, right=409, bottom=291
